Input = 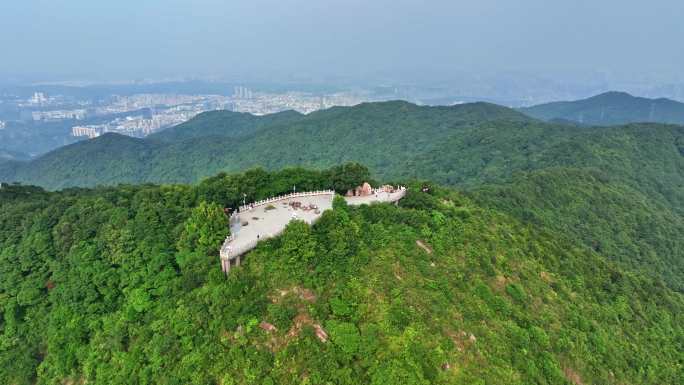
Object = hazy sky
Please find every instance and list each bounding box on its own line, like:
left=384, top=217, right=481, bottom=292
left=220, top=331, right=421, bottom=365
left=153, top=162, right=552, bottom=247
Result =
left=2, top=0, right=683, bottom=82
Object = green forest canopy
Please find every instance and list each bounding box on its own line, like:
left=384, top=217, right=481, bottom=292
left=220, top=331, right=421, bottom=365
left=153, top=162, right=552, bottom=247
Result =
left=2, top=100, right=681, bottom=293
left=1, top=166, right=683, bottom=384
left=1, top=101, right=682, bottom=217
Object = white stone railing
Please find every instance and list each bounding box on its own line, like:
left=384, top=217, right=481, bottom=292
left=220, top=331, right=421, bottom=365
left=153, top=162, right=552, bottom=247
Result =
left=346, top=186, right=407, bottom=204
left=220, top=190, right=335, bottom=262
left=238, top=190, right=335, bottom=212
left=219, top=186, right=407, bottom=269
left=374, top=186, right=406, bottom=202
left=220, top=210, right=324, bottom=263
left=220, top=233, right=236, bottom=252
left=390, top=187, right=407, bottom=202
left=221, top=238, right=258, bottom=262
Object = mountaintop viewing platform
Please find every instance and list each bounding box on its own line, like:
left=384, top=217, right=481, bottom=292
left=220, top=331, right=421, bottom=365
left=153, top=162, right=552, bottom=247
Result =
left=220, top=184, right=406, bottom=273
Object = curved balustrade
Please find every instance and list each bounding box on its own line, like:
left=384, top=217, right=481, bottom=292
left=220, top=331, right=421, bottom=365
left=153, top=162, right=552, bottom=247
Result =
left=219, top=187, right=407, bottom=272
left=237, top=190, right=335, bottom=212
left=220, top=190, right=335, bottom=263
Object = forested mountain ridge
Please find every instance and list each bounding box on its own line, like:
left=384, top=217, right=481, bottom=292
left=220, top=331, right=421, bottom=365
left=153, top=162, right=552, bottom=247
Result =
left=471, top=167, right=684, bottom=291
left=1, top=168, right=682, bottom=385
left=520, top=91, right=684, bottom=126
left=0, top=119, right=81, bottom=157
left=0, top=148, right=32, bottom=162
left=14, top=133, right=157, bottom=187
left=2, top=101, right=683, bottom=294
left=1, top=100, right=682, bottom=197
left=147, top=109, right=306, bottom=142
left=0, top=100, right=534, bottom=189
left=151, top=100, right=529, bottom=142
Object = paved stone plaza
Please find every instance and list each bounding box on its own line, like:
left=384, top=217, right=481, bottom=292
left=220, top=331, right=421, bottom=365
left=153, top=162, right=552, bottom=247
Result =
left=220, top=187, right=406, bottom=273
left=226, top=193, right=334, bottom=257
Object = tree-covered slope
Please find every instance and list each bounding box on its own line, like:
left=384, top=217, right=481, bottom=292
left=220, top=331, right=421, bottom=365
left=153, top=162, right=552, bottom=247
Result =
left=0, top=101, right=535, bottom=189
left=471, top=167, right=684, bottom=291
left=0, top=120, right=81, bottom=157
left=14, top=133, right=159, bottom=187
left=188, top=101, right=533, bottom=175
left=2, top=102, right=683, bottom=291
left=2, top=101, right=682, bottom=295
left=1, top=169, right=682, bottom=385
left=0, top=148, right=32, bottom=162
left=407, top=121, right=684, bottom=212
left=4, top=101, right=683, bottom=200
left=520, top=91, right=684, bottom=126
left=147, top=109, right=305, bottom=143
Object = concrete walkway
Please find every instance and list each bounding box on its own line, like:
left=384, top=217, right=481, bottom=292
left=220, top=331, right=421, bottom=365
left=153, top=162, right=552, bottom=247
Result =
left=345, top=189, right=406, bottom=206
left=220, top=187, right=406, bottom=273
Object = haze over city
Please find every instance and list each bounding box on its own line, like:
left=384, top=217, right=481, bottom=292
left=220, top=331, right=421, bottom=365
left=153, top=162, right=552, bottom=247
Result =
left=1, top=0, right=683, bottom=87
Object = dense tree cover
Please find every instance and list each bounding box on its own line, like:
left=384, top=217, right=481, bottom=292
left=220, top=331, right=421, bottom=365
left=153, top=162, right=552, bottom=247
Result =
left=520, top=91, right=684, bottom=126
left=177, top=201, right=229, bottom=256
left=1, top=102, right=681, bottom=215
left=1, top=101, right=683, bottom=384
left=146, top=109, right=306, bottom=143
left=2, top=100, right=682, bottom=294
left=0, top=120, right=80, bottom=157
left=195, top=163, right=371, bottom=208
left=471, top=167, right=684, bottom=292
left=404, top=121, right=684, bottom=211
left=0, top=101, right=532, bottom=189
left=1, top=170, right=683, bottom=385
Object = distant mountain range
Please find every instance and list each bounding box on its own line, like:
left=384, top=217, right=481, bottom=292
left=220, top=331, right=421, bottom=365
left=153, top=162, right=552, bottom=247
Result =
left=0, top=101, right=533, bottom=189
left=520, top=91, right=684, bottom=126
left=1, top=100, right=681, bottom=215
left=2, top=99, right=683, bottom=291
left=0, top=148, right=31, bottom=162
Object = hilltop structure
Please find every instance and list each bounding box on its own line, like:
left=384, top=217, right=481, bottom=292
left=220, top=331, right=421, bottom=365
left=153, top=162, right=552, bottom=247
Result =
left=220, top=184, right=406, bottom=273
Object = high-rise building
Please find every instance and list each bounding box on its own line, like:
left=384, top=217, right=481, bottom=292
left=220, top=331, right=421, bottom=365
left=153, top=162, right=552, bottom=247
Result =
left=30, top=92, right=48, bottom=105
left=72, top=126, right=101, bottom=138
left=233, top=86, right=253, bottom=99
